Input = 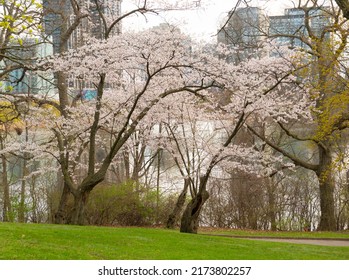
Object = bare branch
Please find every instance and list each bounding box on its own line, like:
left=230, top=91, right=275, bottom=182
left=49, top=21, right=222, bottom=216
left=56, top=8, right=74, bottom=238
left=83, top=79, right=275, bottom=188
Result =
left=247, top=125, right=319, bottom=171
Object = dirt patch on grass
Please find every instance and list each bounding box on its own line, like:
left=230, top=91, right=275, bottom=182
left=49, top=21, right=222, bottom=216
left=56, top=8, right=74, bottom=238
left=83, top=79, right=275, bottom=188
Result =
left=243, top=237, right=349, bottom=247
left=202, top=233, right=349, bottom=247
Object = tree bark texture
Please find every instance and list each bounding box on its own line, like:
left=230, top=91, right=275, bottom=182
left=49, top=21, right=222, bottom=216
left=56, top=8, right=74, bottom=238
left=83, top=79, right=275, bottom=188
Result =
left=316, top=146, right=336, bottom=231
left=1, top=154, right=11, bottom=222
left=166, top=178, right=189, bottom=229
left=180, top=177, right=210, bottom=233
left=318, top=177, right=336, bottom=230
left=335, top=0, right=349, bottom=19
left=54, top=182, right=71, bottom=224
left=71, top=190, right=90, bottom=225
left=18, top=157, right=27, bottom=223
left=266, top=179, right=277, bottom=231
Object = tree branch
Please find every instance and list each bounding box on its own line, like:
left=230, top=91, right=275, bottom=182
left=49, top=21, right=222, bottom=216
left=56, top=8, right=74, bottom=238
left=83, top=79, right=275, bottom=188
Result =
left=247, top=124, right=319, bottom=171
left=335, top=0, right=349, bottom=19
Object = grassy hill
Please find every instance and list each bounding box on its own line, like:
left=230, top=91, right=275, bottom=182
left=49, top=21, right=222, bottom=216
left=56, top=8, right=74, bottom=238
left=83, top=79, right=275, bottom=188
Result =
left=0, top=223, right=348, bottom=260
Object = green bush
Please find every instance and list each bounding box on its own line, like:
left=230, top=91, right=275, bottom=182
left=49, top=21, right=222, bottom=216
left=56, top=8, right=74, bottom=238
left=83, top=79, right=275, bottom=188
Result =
left=85, top=181, right=173, bottom=226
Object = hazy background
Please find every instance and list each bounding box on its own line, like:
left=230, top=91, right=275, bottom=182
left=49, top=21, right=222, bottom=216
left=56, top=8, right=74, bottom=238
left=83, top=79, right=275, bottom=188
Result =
left=122, top=0, right=290, bottom=41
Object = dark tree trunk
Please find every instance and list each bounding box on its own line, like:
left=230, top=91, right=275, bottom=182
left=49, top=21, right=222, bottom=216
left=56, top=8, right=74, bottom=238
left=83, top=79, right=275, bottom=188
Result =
left=318, top=183, right=336, bottom=231
left=318, top=176, right=336, bottom=231
left=18, top=177, right=26, bottom=223
left=18, top=157, right=27, bottom=223
left=1, top=153, right=11, bottom=222
left=267, top=179, right=277, bottom=231
left=317, top=146, right=336, bottom=231
left=71, top=190, right=90, bottom=225
left=54, top=182, right=71, bottom=224
left=180, top=176, right=210, bottom=234
left=166, top=178, right=189, bottom=229
left=335, top=0, right=349, bottom=20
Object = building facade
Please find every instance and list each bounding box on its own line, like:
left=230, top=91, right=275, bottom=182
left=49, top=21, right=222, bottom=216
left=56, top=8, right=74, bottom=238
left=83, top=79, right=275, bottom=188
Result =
left=218, top=7, right=268, bottom=47
left=218, top=6, right=332, bottom=61
left=43, top=0, right=122, bottom=52
left=217, top=7, right=268, bottom=62
left=269, top=7, right=331, bottom=49
left=43, top=0, right=122, bottom=98
left=1, top=39, right=55, bottom=97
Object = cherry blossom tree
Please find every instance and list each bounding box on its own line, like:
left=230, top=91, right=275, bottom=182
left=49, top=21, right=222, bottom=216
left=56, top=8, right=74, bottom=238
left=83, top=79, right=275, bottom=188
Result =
left=32, top=26, right=225, bottom=225
left=140, top=42, right=313, bottom=233
left=179, top=52, right=312, bottom=233
left=219, top=0, right=349, bottom=231
left=32, top=26, right=310, bottom=228
left=39, top=0, right=205, bottom=224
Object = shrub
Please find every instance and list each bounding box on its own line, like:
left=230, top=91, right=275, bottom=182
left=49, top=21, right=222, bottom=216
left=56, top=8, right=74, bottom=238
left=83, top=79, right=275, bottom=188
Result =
left=85, top=181, right=172, bottom=226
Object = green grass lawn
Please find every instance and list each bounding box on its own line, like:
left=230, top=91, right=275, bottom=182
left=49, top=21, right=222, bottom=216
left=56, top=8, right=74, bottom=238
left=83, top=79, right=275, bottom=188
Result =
left=0, top=222, right=348, bottom=260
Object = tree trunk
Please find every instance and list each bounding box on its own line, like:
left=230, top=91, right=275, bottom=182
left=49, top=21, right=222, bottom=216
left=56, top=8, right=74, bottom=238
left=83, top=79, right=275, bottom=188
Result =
left=318, top=176, right=336, bottom=230
left=30, top=176, right=38, bottom=223
left=18, top=157, right=27, bottom=223
left=54, top=182, right=70, bottom=224
left=166, top=178, right=189, bottom=229
left=180, top=176, right=210, bottom=234
left=266, top=178, right=277, bottom=231
left=317, top=145, right=336, bottom=231
left=18, top=177, right=26, bottom=223
left=335, top=0, right=349, bottom=20
left=1, top=153, right=11, bottom=222
left=156, top=146, right=162, bottom=224
left=71, top=190, right=90, bottom=225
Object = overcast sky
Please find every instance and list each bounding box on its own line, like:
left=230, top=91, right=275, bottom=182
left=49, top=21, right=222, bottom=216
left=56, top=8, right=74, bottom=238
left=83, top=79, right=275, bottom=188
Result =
left=121, top=0, right=291, bottom=42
